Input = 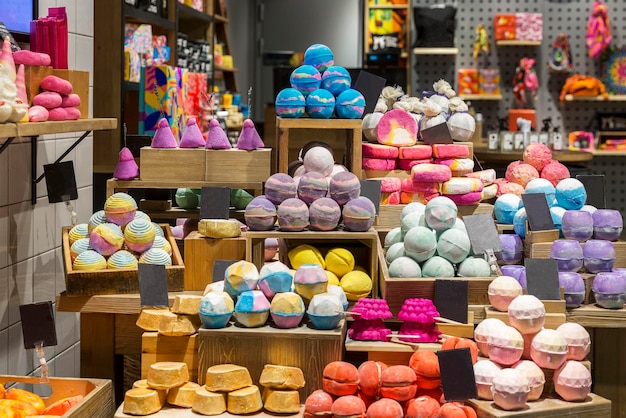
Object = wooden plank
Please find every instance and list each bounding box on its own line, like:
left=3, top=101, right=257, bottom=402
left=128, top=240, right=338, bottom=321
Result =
left=0, top=123, right=18, bottom=138
left=468, top=393, right=610, bottom=418
left=115, top=405, right=304, bottom=417
left=592, top=328, right=626, bottom=418
left=80, top=313, right=116, bottom=381
left=140, top=148, right=206, bottom=181
left=375, top=203, right=494, bottom=231
left=115, top=314, right=143, bottom=355
left=205, top=148, right=271, bottom=183
left=276, top=117, right=362, bottom=130
left=56, top=291, right=203, bottom=315
left=141, top=332, right=199, bottom=382
left=15, top=118, right=118, bottom=137
left=526, top=241, right=626, bottom=268
left=106, top=179, right=264, bottom=197
left=484, top=306, right=566, bottom=329
left=567, top=304, right=626, bottom=328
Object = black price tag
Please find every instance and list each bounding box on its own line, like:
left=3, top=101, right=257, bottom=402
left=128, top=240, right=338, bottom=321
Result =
left=213, top=260, right=239, bottom=283
left=44, top=161, right=78, bottom=203
left=525, top=258, right=561, bottom=300
left=437, top=348, right=478, bottom=401
left=353, top=71, right=387, bottom=115
left=463, top=214, right=502, bottom=256
left=360, top=180, right=382, bottom=215
left=576, top=174, right=605, bottom=209
left=200, top=187, right=230, bottom=220
left=138, top=264, right=169, bottom=307
left=421, top=123, right=454, bottom=145
left=19, top=301, right=57, bottom=350
left=434, top=279, right=468, bottom=324
left=521, top=193, right=554, bottom=231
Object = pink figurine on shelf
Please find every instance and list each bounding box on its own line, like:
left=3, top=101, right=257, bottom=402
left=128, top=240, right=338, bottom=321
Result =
left=205, top=118, right=231, bottom=149
left=397, top=298, right=442, bottom=343
left=113, top=147, right=139, bottom=180
left=179, top=117, right=205, bottom=148
left=236, top=119, right=265, bottom=150
left=151, top=118, right=178, bottom=148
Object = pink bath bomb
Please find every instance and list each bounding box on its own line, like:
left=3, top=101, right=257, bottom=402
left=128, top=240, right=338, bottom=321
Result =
left=329, top=172, right=361, bottom=205
left=297, top=171, right=328, bottom=204
left=553, top=361, right=592, bottom=401
left=556, top=322, right=591, bottom=361
left=309, top=197, right=341, bottom=231
left=277, top=198, right=309, bottom=231
left=507, top=295, right=546, bottom=334
left=505, top=160, right=523, bottom=182
left=541, top=160, right=571, bottom=187
left=491, top=368, right=530, bottom=410
left=488, top=275, right=524, bottom=312
left=265, top=173, right=297, bottom=205
left=474, top=360, right=502, bottom=400
left=486, top=325, right=524, bottom=366
left=508, top=163, right=539, bottom=188
left=530, top=329, right=568, bottom=370
left=523, top=143, right=553, bottom=172
left=475, top=318, right=507, bottom=357
left=512, top=360, right=545, bottom=401
left=496, top=181, right=525, bottom=197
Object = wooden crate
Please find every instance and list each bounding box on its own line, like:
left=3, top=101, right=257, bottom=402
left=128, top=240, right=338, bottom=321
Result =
left=61, top=224, right=184, bottom=295
left=205, top=148, right=271, bottom=183
left=526, top=240, right=626, bottom=268
left=0, top=375, right=114, bottom=418
left=141, top=332, right=198, bottom=383
left=484, top=306, right=566, bottom=329
left=140, top=147, right=206, bottom=181
left=23, top=65, right=53, bottom=106
left=183, top=231, right=246, bottom=291
left=345, top=338, right=442, bottom=365
left=115, top=405, right=304, bottom=417
left=197, top=321, right=346, bottom=399
left=375, top=202, right=494, bottom=231
left=52, top=69, right=90, bottom=118
left=468, top=393, right=610, bottom=418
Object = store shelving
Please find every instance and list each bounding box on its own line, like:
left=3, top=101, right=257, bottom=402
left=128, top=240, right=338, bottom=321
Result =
left=413, top=47, right=458, bottom=55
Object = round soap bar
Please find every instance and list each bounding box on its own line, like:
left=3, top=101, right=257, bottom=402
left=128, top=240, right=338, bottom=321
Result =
left=424, top=196, right=458, bottom=232
left=304, top=43, right=334, bottom=72
left=290, top=65, right=321, bottom=96
left=457, top=256, right=492, bottom=277
left=245, top=196, right=277, bottom=231
left=275, top=88, right=305, bottom=118
left=342, top=197, right=376, bottom=232
left=362, top=157, right=396, bottom=171
left=304, top=146, right=335, bottom=176
left=309, top=197, right=341, bottom=231
left=436, top=228, right=470, bottom=264
left=329, top=172, right=361, bottom=205
left=494, top=194, right=523, bottom=225
left=523, top=143, right=553, bottom=172
left=306, top=88, right=335, bottom=119
left=562, top=210, right=593, bottom=242
left=525, top=178, right=556, bottom=206
left=593, top=209, right=623, bottom=241
left=403, top=226, right=437, bottom=263
left=362, top=142, right=399, bottom=159
left=104, top=192, right=138, bottom=227
left=583, top=239, right=616, bottom=273
left=265, top=173, right=297, bottom=205
left=412, top=164, right=452, bottom=183
left=376, top=109, right=418, bottom=147
left=556, top=178, right=587, bottom=210
left=321, top=65, right=351, bottom=96
left=277, top=198, right=309, bottom=232
left=398, top=144, right=432, bottom=160
left=388, top=256, right=422, bottom=278
left=124, top=218, right=156, bottom=253
left=421, top=256, right=455, bottom=278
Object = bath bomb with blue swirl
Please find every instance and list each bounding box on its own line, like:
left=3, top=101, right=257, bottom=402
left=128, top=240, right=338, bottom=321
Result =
left=403, top=226, right=437, bottom=262
left=68, top=223, right=89, bottom=245
left=304, top=43, right=334, bottom=72
left=422, top=256, right=455, bottom=278
left=124, top=218, right=156, bottom=253
left=297, top=172, right=328, bottom=204
left=270, top=292, right=305, bottom=328
left=104, top=192, right=138, bottom=227
left=151, top=235, right=172, bottom=255
left=525, top=178, right=556, bottom=207
left=388, top=256, right=422, bottom=278
left=265, top=173, right=297, bottom=205
left=556, top=178, right=587, bottom=210
left=321, top=65, right=351, bottom=96
left=306, top=89, right=335, bottom=119
left=304, top=146, right=335, bottom=177
left=259, top=261, right=293, bottom=299
left=107, top=250, right=139, bottom=269
left=199, top=291, right=235, bottom=329
left=245, top=196, right=278, bottom=231
left=342, top=197, right=376, bottom=232
left=309, top=197, right=341, bottom=231
left=73, top=249, right=107, bottom=271
left=290, top=65, right=322, bottom=97
left=152, top=223, right=165, bottom=237
left=139, top=248, right=172, bottom=266
left=550, top=206, right=567, bottom=236
left=329, top=172, right=361, bottom=205
left=327, top=284, right=349, bottom=311
left=437, top=228, right=471, bottom=264
left=513, top=208, right=528, bottom=238
left=90, top=223, right=124, bottom=256
left=134, top=211, right=151, bottom=222
left=70, top=238, right=91, bottom=261
left=457, top=257, right=492, bottom=277
left=225, top=260, right=260, bottom=298
left=88, top=210, right=107, bottom=233
left=234, top=290, right=271, bottom=327
left=277, top=198, right=310, bottom=232
left=294, top=264, right=329, bottom=300
left=494, top=194, right=523, bottom=225
left=335, top=89, right=365, bottom=119
left=424, top=196, right=458, bottom=231
left=275, top=88, right=306, bottom=118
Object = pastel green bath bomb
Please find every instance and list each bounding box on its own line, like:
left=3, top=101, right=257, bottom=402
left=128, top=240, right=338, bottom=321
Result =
left=403, top=226, right=437, bottom=263
left=230, top=189, right=255, bottom=210
left=175, top=188, right=199, bottom=209
left=425, top=196, right=458, bottom=232
left=401, top=210, right=426, bottom=237
left=386, top=242, right=406, bottom=264
left=457, top=257, right=492, bottom=277
left=422, top=256, right=455, bottom=278
left=325, top=248, right=356, bottom=278
left=388, top=256, right=422, bottom=278
left=401, top=202, right=426, bottom=220
left=384, top=227, right=403, bottom=249
left=436, top=229, right=471, bottom=264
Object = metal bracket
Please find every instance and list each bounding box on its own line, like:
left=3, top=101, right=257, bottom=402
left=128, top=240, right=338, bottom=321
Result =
left=0, top=136, right=16, bottom=155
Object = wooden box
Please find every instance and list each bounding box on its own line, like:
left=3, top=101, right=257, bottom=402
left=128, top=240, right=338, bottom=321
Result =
left=205, top=148, right=271, bottom=183
left=484, top=306, right=567, bottom=329
left=374, top=202, right=494, bottom=231
left=115, top=405, right=304, bottom=417
left=0, top=375, right=114, bottom=418
left=141, top=332, right=198, bottom=383
left=526, top=240, right=626, bottom=268
left=140, top=147, right=206, bottom=181
left=468, top=393, right=610, bottom=418
left=23, top=65, right=53, bottom=106
left=52, top=69, right=90, bottom=118
left=61, top=224, right=184, bottom=295
left=197, top=322, right=346, bottom=398
left=183, top=231, right=246, bottom=291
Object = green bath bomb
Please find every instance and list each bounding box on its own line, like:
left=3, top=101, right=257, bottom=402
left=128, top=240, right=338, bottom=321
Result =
left=384, top=227, right=403, bottom=249
left=403, top=226, right=437, bottom=263
left=436, top=229, right=471, bottom=264
left=385, top=242, right=406, bottom=265
left=424, top=196, right=458, bottom=232
left=457, top=257, right=492, bottom=277
left=400, top=202, right=426, bottom=220
left=421, top=256, right=455, bottom=278
left=401, top=210, right=426, bottom=237
left=388, top=256, right=422, bottom=278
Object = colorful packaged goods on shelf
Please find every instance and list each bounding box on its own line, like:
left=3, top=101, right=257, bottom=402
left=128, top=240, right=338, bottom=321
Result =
left=139, top=65, right=187, bottom=139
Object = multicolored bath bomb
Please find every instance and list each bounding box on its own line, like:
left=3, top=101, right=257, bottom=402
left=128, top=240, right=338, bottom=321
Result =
left=290, top=65, right=322, bottom=97
left=541, top=160, right=570, bottom=187
left=304, top=43, right=334, bottom=72
left=388, top=256, right=422, bottom=278
left=73, top=249, right=107, bottom=271
left=138, top=248, right=172, bottom=265
left=270, top=292, right=305, bottom=328
left=277, top=198, right=310, bottom=232
left=275, top=88, right=306, bottom=118
left=234, top=290, right=271, bottom=327
left=555, top=178, right=587, bottom=210
left=340, top=270, right=372, bottom=300
left=107, top=250, right=139, bottom=269
left=265, top=173, right=297, bottom=205
left=244, top=196, right=277, bottom=231
left=104, top=192, right=138, bottom=227
left=151, top=235, right=172, bottom=255
left=494, top=194, right=523, bottom=224
left=321, top=65, right=351, bottom=96
left=342, top=197, right=376, bottom=232
left=151, top=118, right=178, bottom=148
left=179, top=117, right=205, bottom=148
left=70, top=237, right=91, bottom=261
left=376, top=109, right=418, bottom=147
left=258, top=261, right=293, bottom=299
left=124, top=219, right=156, bottom=253
left=403, top=226, right=436, bottom=262
left=198, top=291, right=235, bottom=329
left=309, top=197, right=341, bottom=231
left=303, top=146, right=335, bottom=176
left=329, top=172, right=361, bottom=205
left=523, top=143, right=552, bottom=172
left=294, top=264, right=329, bottom=300
left=424, top=196, right=458, bottom=231
left=421, top=256, right=455, bottom=278
left=508, top=163, right=539, bottom=188
left=297, top=172, right=328, bottom=204
left=335, top=89, right=365, bottom=119
left=205, top=118, right=231, bottom=149
left=306, top=88, right=335, bottom=119
left=153, top=223, right=164, bottom=237
left=89, top=223, right=124, bottom=256
left=224, top=260, right=260, bottom=298
left=68, top=223, right=89, bottom=245
left=385, top=242, right=406, bottom=265
left=497, top=234, right=523, bottom=265
left=437, top=228, right=471, bottom=264
left=525, top=178, right=556, bottom=206
left=362, top=157, right=396, bottom=171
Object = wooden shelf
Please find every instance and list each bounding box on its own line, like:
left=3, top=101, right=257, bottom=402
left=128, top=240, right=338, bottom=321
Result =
left=564, top=94, right=626, bottom=102
left=123, top=3, right=175, bottom=30
left=496, top=40, right=542, bottom=46
left=592, top=150, right=626, bottom=156
left=413, top=47, right=458, bottom=55
left=468, top=394, right=611, bottom=418
left=598, top=131, right=626, bottom=136
left=177, top=3, right=212, bottom=25
left=0, top=123, right=18, bottom=139
left=107, top=178, right=264, bottom=198
left=459, top=93, right=503, bottom=100
left=473, top=146, right=594, bottom=164
left=14, top=118, right=118, bottom=137
left=213, top=65, right=239, bottom=72
left=567, top=304, right=626, bottom=328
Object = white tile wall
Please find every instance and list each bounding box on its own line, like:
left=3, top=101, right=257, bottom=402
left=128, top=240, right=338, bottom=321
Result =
left=8, top=258, right=34, bottom=326
left=8, top=141, right=32, bottom=205
left=8, top=323, right=34, bottom=376
left=0, top=268, right=7, bottom=329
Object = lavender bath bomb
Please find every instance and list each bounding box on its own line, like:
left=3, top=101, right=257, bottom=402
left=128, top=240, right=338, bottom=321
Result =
left=388, top=256, right=422, bottom=278
left=329, top=172, right=361, bottom=205
left=309, top=197, right=341, bottom=231
left=457, top=257, right=492, bottom=277
left=424, top=196, right=458, bottom=232
left=494, top=194, right=523, bottom=225
left=342, top=197, right=376, bottom=232
left=277, top=198, right=309, bottom=231
left=592, top=209, right=623, bottom=241
left=421, top=256, right=455, bottom=278
left=500, top=265, right=527, bottom=289
left=558, top=272, right=585, bottom=308
left=562, top=210, right=594, bottom=242
left=297, top=172, right=328, bottom=204
left=583, top=239, right=616, bottom=273
left=592, top=271, right=626, bottom=309
left=555, top=178, right=587, bottom=210
left=265, top=173, right=297, bottom=205
left=436, top=228, right=471, bottom=264
left=550, top=239, right=583, bottom=272
left=244, top=196, right=277, bottom=231
left=497, top=234, right=523, bottom=265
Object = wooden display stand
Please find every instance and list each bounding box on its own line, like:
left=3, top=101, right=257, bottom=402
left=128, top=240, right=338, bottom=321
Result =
left=484, top=305, right=567, bottom=330
left=345, top=338, right=441, bottom=365
left=375, top=202, right=494, bottom=231
left=468, top=394, right=610, bottom=418
left=526, top=240, right=626, bottom=268
left=141, top=332, right=199, bottom=383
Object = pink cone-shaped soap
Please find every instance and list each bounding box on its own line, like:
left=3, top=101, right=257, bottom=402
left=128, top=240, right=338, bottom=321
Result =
left=0, top=37, right=16, bottom=80
left=205, top=118, right=231, bottom=149
left=151, top=118, right=178, bottom=148
left=113, top=147, right=139, bottom=180
left=16, top=64, right=27, bottom=103
left=236, top=119, right=265, bottom=150
left=179, top=117, right=205, bottom=148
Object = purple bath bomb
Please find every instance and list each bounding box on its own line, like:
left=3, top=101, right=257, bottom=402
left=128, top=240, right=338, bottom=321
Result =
left=244, top=196, right=277, bottom=231
left=558, top=272, right=585, bottom=308
left=329, top=172, right=361, bottom=205
left=277, top=198, right=310, bottom=231
left=297, top=171, right=328, bottom=204
left=496, top=234, right=523, bottom=265
left=500, top=265, right=527, bottom=289
left=309, top=197, right=341, bottom=231
left=592, top=272, right=626, bottom=309
left=592, top=209, right=623, bottom=241
left=583, top=239, right=616, bottom=273
left=342, top=196, right=376, bottom=232
left=561, top=210, right=593, bottom=242
left=265, top=173, right=297, bottom=205
left=550, top=239, right=583, bottom=272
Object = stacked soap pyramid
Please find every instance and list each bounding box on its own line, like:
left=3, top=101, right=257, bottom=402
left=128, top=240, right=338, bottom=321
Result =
left=397, top=298, right=442, bottom=343
left=347, top=298, right=393, bottom=341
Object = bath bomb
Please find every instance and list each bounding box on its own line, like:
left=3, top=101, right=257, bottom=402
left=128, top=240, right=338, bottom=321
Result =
left=198, top=291, right=235, bottom=328
left=421, top=256, right=455, bottom=278
left=152, top=223, right=164, bottom=237
left=541, top=160, right=570, bottom=187
left=558, top=272, right=586, bottom=308
left=306, top=88, right=335, bottom=118
left=104, top=192, right=138, bottom=227
left=244, top=196, right=277, bottom=231
left=562, top=210, right=594, bottom=242
left=275, top=87, right=305, bottom=118
left=513, top=207, right=528, bottom=238
left=325, top=248, right=355, bottom=278
left=304, top=43, right=334, bottom=72
left=270, top=292, right=305, bottom=328
left=175, top=188, right=199, bottom=209
left=401, top=202, right=426, bottom=220
left=307, top=293, right=344, bottom=329
left=321, top=65, right=351, bottom=96
left=474, top=318, right=507, bottom=357
left=277, top=198, right=309, bottom=232
left=68, top=223, right=89, bottom=245
left=592, top=271, right=626, bottom=308
left=258, top=261, right=293, bottom=299
left=306, top=197, right=340, bottom=231
left=488, top=276, right=523, bottom=312
left=491, top=368, right=529, bottom=410
left=436, top=228, right=471, bottom=264
left=290, top=65, right=322, bottom=96
left=327, top=284, right=349, bottom=310
left=556, top=323, right=591, bottom=361
left=388, top=256, right=422, bottom=278
left=205, top=118, right=231, bottom=149
left=342, top=197, right=376, bottom=232
left=457, top=257, right=492, bottom=277
left=523, top=143, right=552, bottom=172
left=486, top=325, right=524, bottom=366
left=379, top=365, right=418, bottom=401
left=150, top=118, right=178, bottom=148
left=496, top=181, right=525, bottom=197
left=497, top=234, right=523, bottom=265
left=73, top=249, right=107, bottom=271
left=138, top=248, right=172, bottom=265
left=581, top=204, right=598, bottom=215
left=113, top=147, right=139, bottom=180
left=508, top=163, right=539, bottom=188
left=555, top=178, right=587, bottom=210
left=331, top=396, right=366, bottom=418
left=237, top=119, right=265, bottom=150
left=362, top=111, right=384, bottom=142
left=89, top=223, right=124, bottom=256
left=474, top=360, right=502, bottom=400
left=151, top=235, right=172, bottom=255
left=494, top=194, right=523, bottom=224
left=304, top=390, right=334, bottom=417
left=424, top=196, right=458, bottom=231
left=362, top=142, right=399, bottom=159
left=531, top=329, right=568, bottom=369
left=293, top=264, right=329, bottom=300
left=335, top=89, right=365, bottom=119
left=507, top=295, right=546, bottom=334
left=234, top=290, right=271, bottom=327
left=499, top=265, right=526, bottom=289
left=225, top=260, right=260, bottom=298
left=265, top=173, right=297, bottom=205
left=550, top=239, right=583, bottom=272
left=304, top=146, right=335, bottom=176
left=329, top=172, right=361, bottom=205
left=525, top=178, right=556, bottom=206
left=179, top=117, right=205, bottom=148
left=107, top=250, right=138, bottom=269
left=403, top=226, right=437, bottom=262
left=512, top=360, right=545, bottom=401
left=376, top=109, right=418, bottom=147
left=288, top=244, right=325, bottom=269
left=553, top=361, right=592, bottom=402
left=385, top=242, right=406, bottom=265
left=297, top=172, right=328, bottom=204
left=70, top=237, right=91, bottom=261
left=365, top=398, right=403, bottom=418
left=583, top=239, right=616, bottom=273
left=123, top=219, right=156, bottom=253
left=340, top=270, right=372, bottom=300
left=592, top=209, right=623, bottom=241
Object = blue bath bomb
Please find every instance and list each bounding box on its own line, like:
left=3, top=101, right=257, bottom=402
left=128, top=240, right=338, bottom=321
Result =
left=321, top=65, right=351, bottom=96
left=513, top=208, right=527, bottom=238
left=275, top=88, right=305, bottom=118
left=555, top=178, right=587, bottom=210
left=525, top=178, right=556, bottom=207
left=290, top=65, right=322, bottom=97
left=304, top=43, right=334, bottom=72
left=305, top=89, right=335, bottom=119
left=335, top=89, right=365, bottom=119
left=421, top=256, right=455, bottom=278
left=388, top=256, right=422, bottom=278
left=494, top=194, right=523, bottom=224
left=550, top=205, right=567, bottom=237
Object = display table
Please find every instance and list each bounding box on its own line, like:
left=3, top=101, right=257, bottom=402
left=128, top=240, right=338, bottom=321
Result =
left=106, top=178, right=264, bottom=198
left=473, top=145, right=594, bottom=165
left=114, top=405, right=305, bottom=417
left=468, top=394, right=610, bottom=418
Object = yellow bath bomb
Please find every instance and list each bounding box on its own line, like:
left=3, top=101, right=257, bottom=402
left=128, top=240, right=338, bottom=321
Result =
left=325, top=270, right=340, bottom=286
left=288, top=244, right=325, bottom=269
left=325, top=248, right=355, bottom=278
left=339, top=270, right=372, bottom=301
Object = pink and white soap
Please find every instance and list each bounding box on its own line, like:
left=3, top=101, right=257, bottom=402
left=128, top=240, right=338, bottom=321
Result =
left=530, top=329, right=568, bottom=369
left=553, top=361, right=592, bottom=401
left=491, top=368, right=530, bottom=410
left=473, top=360, right=502, bottom=400
left=556, top=322, right=591, bottom=361
left=488, top=276, right=523, bottom=312
left=512, top=360, right=545, bottom=401
left=507, top=295, right=546, bottom=334
left=486, top=325, right=524, bottom=366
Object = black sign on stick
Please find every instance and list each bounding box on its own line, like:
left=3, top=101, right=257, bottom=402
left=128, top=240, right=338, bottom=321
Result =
left=434, top=279, right=468, bottom=324
left=138, top=263, right=169, bottom=307
left=19, top=301, right=57, bottom=350
left=353, top=71, right=387, bottom=115
left=44, top=161, right=78, bottom=203
left=200, top=187, right=230, bottom=220
left=576, top=174, right=605, bottom=209
left=521, top=193, right=554, bottom=231
left=525, top=258, right=561, bottom=300
left=437, top=348, right=478, bottom=401
left=213, top=260, right=239, bottom=283
left=420, top=123, right=454, bottom=145
left=463, top=213, right=503, bottom=275
left=360, top=179, right=382, bottom=215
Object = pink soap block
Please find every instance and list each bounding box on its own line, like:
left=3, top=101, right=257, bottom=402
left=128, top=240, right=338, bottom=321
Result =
left=400, top=192, right=439, bottom=204
left=381, top=191, right=401, bottom=205
left=397, top=158, right=433, bottom=170
left=362, top=143, right=399, bottom=159
left=362, top=158, right=396, bottom=171
left=442, top=177, right=484, bottom=194
left=41, top=75, right=72, bottom=95
left=411, top=164, right=452, bottom=182
left=376, top=109, right=418, bottom=147
left=465, top=169, right=497, bottom=186
left=401, top=179, right=440, bottom=194
left=48, top=107, right=68, bottom=121
left=436, top=157, right=474, bottom=172
left=397, top=144, right=433, bottom=160
left=377, top=177, right=401, bottom=193
left=65, top=107, right=81, bottom=120
left=432, top=143, right=470, bottom=158
left=13, top=50, right=51, bottom=66
left=61, top=93, right=81, bottom=108
left=28, top=105, right=49, bottom=122
left=33, top=91, right=62, bottom=109
left=446, top=192, right=482, bottom=205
